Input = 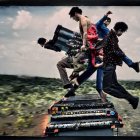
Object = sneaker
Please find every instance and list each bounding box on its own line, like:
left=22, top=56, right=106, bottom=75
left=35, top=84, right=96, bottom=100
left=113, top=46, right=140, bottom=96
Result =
left=129, top=96, right=139, bottom=109
left=64, top=88, right=76, bottom=98
left=130, top=62, right=140, bottom=73
left=73, top=84, right=79, bottom=90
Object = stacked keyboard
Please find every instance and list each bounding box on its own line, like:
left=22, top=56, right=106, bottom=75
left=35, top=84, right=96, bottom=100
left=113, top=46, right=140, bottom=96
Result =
left=44, top=94, right=123, bottom=136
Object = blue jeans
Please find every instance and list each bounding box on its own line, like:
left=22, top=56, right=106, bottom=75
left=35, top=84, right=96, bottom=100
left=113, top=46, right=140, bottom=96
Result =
left=96, top=66, right=103, bottom=94
left=123, top=56, right=133, bottom=67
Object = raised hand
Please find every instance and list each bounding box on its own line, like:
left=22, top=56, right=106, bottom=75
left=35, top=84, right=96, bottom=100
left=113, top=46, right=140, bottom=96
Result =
left=106, top=11, right=112, bottom=16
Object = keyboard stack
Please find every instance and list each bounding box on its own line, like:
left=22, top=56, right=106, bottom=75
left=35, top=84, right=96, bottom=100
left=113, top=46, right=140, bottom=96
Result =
left=44, top=94, right=123, bottom=136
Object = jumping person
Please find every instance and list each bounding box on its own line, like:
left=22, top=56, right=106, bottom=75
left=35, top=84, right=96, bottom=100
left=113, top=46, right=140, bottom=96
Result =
left=96, top=12, right=140, bottom=72
left=68, top=7, right=104, bottom=82
left=37, top=37, right=61, bottom=52
left=103, top=22, right=139, bottom=109
left=64, top=7, right=104, bottom=97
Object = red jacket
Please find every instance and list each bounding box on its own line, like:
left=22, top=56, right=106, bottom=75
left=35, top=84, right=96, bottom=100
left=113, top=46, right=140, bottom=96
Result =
left=87, top=24, right=99, bottom=66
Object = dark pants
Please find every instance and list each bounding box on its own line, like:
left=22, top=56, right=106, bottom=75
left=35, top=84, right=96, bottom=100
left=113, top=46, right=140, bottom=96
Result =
left=77, top=60, right=103, bottom=94
left=77, top=62, right=97, bottom=85
left=103, top=65, right=134, bottom=102
left=57, top=56, right=74, bottom=88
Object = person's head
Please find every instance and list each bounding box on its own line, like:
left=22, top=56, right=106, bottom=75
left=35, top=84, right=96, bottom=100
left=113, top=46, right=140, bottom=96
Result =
left=104, top=17, right=111, bottom=26
left=69, top=7, right=82, bottom=22
left=37, top=37, right=47, bottom=47
left=113, top=22, right=128, bottom=36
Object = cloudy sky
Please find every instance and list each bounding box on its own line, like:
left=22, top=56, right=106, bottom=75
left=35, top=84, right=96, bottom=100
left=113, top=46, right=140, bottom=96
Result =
left=0, top=6, right=140, bottom=80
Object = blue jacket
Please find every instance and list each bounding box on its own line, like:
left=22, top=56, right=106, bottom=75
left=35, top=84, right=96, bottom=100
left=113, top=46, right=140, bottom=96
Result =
left=96, top=15, right=109, bottom=39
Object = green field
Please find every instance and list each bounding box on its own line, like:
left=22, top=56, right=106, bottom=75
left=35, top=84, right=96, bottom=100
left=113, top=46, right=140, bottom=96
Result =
left=0, top=74, right=140, bottom=136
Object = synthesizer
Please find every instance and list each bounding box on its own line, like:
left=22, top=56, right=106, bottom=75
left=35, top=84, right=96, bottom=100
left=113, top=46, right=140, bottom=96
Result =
left=44, top=94, right=123, bottom=136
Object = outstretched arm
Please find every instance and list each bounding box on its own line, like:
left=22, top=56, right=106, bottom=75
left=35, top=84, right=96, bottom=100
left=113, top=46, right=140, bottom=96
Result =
left=106, top=11, right=112, bottom=16
left=96, top=11, right=112, bottom=27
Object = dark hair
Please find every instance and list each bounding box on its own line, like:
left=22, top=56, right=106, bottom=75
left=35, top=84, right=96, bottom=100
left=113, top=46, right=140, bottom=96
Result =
left=69, top=7, right=82, bottom=17
left=113, top=22, right=128, bottom=32
left=106, top=17, right=111, bottom=22
left=37, top=38, right=46, bottom=46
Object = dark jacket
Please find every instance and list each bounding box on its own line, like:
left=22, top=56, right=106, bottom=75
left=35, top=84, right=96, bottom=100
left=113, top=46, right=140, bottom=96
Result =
left=44, top=40, right=61, bottom=52
left=103, top=29, right=126, bottom=66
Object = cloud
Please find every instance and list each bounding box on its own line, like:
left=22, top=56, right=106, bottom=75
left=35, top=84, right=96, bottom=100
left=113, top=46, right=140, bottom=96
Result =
left=0, top=44, right=6, bottom=52
left=13, top=32, right=20, bottom=37
left=44, top=7, right=79, bottom=35
left=0, top=44, right=8, bottom=58
left=134, top=37, right=140, bottom=44
left=12, top=10, right=32, bottom=30
left=7, top=17, right=13, bottom=21
left=0, top=31, right=5, bottom=35
left=0, top=21, right=5, bottom=24
left=6, top=17, right=14, bottom=24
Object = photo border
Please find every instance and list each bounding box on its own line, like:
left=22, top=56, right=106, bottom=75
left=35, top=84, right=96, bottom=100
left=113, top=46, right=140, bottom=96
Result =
left=0, top=0, right=140, bottom=139
left=0, top=0, right=140, bottom=6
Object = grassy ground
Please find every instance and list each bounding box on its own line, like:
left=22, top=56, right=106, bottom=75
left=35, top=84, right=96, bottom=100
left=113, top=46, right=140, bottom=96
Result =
left=0, top=74, right=140, bottom=136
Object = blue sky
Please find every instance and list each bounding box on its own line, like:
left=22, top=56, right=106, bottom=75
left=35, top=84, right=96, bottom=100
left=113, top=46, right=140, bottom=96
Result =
left=0, top=6, right=140, bottom=80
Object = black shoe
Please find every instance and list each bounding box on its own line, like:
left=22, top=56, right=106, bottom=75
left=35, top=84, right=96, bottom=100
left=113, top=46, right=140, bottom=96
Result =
left=63, top=83, right=73, bottom=89
left=64, top=88, right=76, bottom=97
left=73, top=84, right=79, bottom=90
left=130, top=62, right=140, bottom=73
left=129, top=96, right=139, bottom=109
